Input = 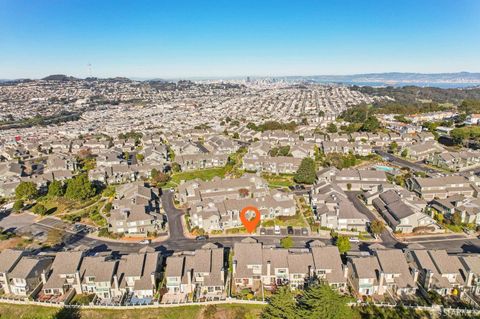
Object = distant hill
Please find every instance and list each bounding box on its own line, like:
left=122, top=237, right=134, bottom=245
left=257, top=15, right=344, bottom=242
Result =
left=42, top=74, right=78, bottom=81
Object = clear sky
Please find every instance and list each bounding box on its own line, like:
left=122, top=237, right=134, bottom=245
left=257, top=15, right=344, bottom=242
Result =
left=0, top=0, right=479, bottom=79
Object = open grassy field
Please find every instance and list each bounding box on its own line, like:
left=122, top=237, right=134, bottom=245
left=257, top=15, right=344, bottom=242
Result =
left=0, top=303, right=264, bottom=319
left=165, top=167, right=227, bottom=188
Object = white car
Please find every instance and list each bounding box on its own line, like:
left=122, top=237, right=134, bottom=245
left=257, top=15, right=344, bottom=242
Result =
left=274, top=225, right=281, bottom=235
left=349, top=237, right=360, bottom=243
left=139, top=239, right=151, bottom=244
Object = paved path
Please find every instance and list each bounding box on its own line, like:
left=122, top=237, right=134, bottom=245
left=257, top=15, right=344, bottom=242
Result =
left=346, top=191, right=399, bottom=247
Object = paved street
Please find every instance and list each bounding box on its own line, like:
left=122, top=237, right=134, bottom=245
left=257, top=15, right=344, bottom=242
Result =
left=346, top=191, right=399, bottom=246
left=2, top=190, right=478, bottom=256
left=375, top=149, right=441, bottom=176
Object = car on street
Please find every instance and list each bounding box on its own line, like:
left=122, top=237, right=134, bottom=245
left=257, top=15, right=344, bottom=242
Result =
left=260, top=228, right=266, bottom=235
left=287, top=226, right=294, bottom=235
left=301, top=228, right=308, bottom=235
left=274, top=225, right=281, bottom=235
left=139, top=239, right=151, bottom=244
left=195, top=235, right=208, bottom=241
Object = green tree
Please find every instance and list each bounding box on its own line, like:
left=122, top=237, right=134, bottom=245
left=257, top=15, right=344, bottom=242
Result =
left=261, top=286, right=298, bottom=319
left=280, top=236, right=294, bottom=249
left=326, top=123, right=338, bottom=133
left=370, top=219, right=385, bottom=236
left=48, top=180, right=64, bottom=197
left=171, top=162, right=181, bottom=173
left=233, top=132, right=240, bottom=139
left=298, top=283, right=355, bottom=319
left=336, top=236, right=351, bottom=254
left=389, top=141, right=398, bottom=153
left=15, top=181, right=38, bottom=200
left=32, top=204, right=48, bottom=215
left=12, top=200, right=24, bottom=212
left=65, top=174, right=96, bottom=201
left=401, top=149, right=408, bottom=158
left=318, top=110, right=325, bottom=117
left=451, top=211, right=462, bottom=226
left=360, top=116, right=380, bottom=132
left=294, top=157, right=316, bottom=184
left=136, top=153, right=145, bottom=162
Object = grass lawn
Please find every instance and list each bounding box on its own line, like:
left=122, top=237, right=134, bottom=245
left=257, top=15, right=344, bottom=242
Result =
left=0, top=302, right=264, bottom=319
left=260, top=173, right=295, bottom=188
left=165, top=167, right=227, bottom=188
left=261, top=212, right=307, bottom=228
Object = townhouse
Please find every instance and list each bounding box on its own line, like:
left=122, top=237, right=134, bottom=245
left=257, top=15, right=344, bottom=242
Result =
left=42, top=251, right=84, bottom=297
left=107, top=182, right=162, bottom=236
left=427, top=150, right=480, bottom=172
left=0, top=249, right=26, bottom=294
left=176, top=153, right=228, bottom=171
left=232, top=238, right=347, bottom=293
left=333, top=169, right=388, bottom=192
left=7, top=256, right=53, bottom=296
left=116, top=251, right=162, bottom=299
left=372, top=189, right=437, bottom=233
left=242, top=154, right=302, bottom=174
left=402, top=141, right=444, bottom=161
left=407, top=175, right=475, bottom=201
left=348, top=248, right=417, bottom=297
left=430, top=195, right=480, bottom=226
left=310, top=179, right=369, bottom=231
left=407, top=249, right=465, bottom=296
left=164, top=243, right=226, bottom=302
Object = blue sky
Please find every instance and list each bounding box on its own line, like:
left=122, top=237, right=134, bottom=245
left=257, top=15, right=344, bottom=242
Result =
left=0, top=0, right=479, bottom=79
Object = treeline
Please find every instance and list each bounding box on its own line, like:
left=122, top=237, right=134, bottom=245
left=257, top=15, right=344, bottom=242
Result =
left=352, top=85, right=480, bottom=104
left=247, top=121, right=298, bottom=132
left=0, top=111, right=81, bottom=130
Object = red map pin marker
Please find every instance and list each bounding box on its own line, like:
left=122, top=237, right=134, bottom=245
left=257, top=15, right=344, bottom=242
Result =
left=240, top=206, right=261, bottom=233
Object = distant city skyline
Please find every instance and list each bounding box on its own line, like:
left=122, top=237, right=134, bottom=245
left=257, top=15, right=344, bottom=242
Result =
left=1, top=0, right=479, bottom=79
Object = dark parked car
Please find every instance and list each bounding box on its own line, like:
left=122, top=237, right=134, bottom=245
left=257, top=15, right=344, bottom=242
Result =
left=287, top=226, right=294, bottom=235
left=260, top=228, right=266, bottom=235
left=195, top=235, right=208, bottom=241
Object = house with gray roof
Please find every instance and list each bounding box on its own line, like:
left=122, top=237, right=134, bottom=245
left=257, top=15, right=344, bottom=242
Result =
left=459, top=255, right=480, bottom=296
left=42, top=251, right=84, bottom=296
left=116, top=251, right=162, bottom=299
left=79, top=256, right=118, bottom=299
left=407, top=249, right=465, bottom=296
left=233, top=238, right=347, bottom=293
left=372, top=189, right=437, bottom=233
left=7, top=256, right=53, bottom=296
left=310, top=180, right=369, bottom=231
left=0, top=249, right=26, bottom=294
left=107, top=182, right=162, bottom=236
left=164, top=243, right=226, bottom=302
left=333, top=169, right=388, bottom=192
left=407, top=175, right=474, bottom=201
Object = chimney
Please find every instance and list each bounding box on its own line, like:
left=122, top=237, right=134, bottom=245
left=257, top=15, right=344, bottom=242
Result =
left=425, top=270, right=434, bottom=289
left=40, top=270, right=48, bottom=284
left=343, top=264, right=348, bottom=279
left=188, top=269, right=194, bottom=286
left=466, top=271, right=474, bottom=288
left=113, top=274, right=120, bottom=290
left=378, top=271, right=385, bottom=294
left=74, top=271, right=82, bottom=294
left=412, top=268, right=419, bottom=284
left=150, top=272, right=156, bottom=288
left=233, top=260, right=237, bottom=275
left=221, top=268, right=225, bottom=283
left=267, top=261, right=271, bottom=277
